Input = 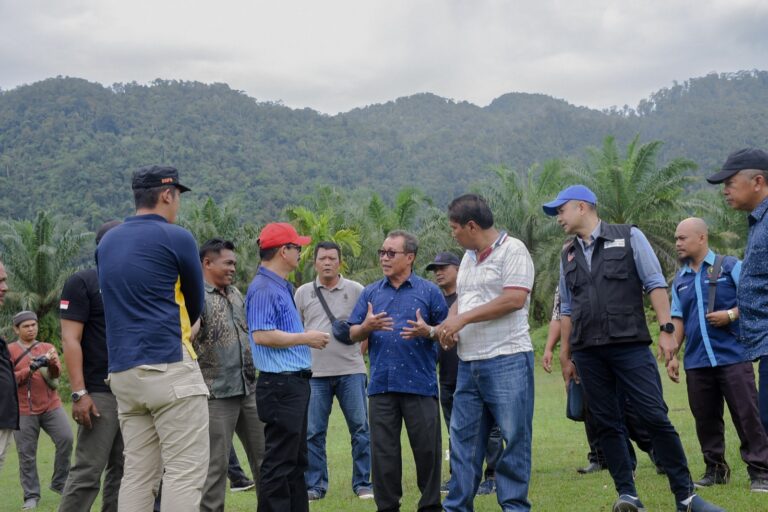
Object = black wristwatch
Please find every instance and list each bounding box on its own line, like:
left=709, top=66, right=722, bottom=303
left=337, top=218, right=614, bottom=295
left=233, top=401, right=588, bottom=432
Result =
left=659, top=322, right=675, bottom=334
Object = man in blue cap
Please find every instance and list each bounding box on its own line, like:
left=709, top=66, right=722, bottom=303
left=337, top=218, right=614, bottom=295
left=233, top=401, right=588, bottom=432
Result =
left=543, top=185, right=725, bottom=512
left=707, top=148, right=768, bottom=435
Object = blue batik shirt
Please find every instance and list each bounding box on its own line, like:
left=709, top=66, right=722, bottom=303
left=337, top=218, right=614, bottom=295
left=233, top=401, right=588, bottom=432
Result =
left=739, top=196, right=768, bottom=360
left=671, top=250, right=746, bottom=369
left=245, top=266, right=311, bottom=373
left=348, top=273, right=448, bottom=398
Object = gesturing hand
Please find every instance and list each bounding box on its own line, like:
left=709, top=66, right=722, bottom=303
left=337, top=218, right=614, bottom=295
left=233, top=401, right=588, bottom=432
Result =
left=305, top=330, right=330, bottom=349
left=362, top=302, right=394, bottom=333
left=402, top=309, right=430, bottom=340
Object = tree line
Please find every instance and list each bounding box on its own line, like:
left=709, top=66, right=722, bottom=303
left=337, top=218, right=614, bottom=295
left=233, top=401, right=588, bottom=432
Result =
left=0, top=136, right=748, bottom=345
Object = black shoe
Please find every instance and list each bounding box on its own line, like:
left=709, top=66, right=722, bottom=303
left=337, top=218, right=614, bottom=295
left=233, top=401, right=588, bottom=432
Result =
left=476, top=478, right=496, bottom=495
left=693, top=465, right=730, bottom=487
left=750, top=478, right=768, bottom=493
left=230, top=479, right=255, bottom=492
left=577, top=462, right=606, bottom=474
left=612, top=494, right=646, bottom=512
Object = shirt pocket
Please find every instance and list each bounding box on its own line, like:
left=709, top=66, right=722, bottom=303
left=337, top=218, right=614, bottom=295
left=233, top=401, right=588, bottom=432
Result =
left=603, top=250, right=629, bottom=280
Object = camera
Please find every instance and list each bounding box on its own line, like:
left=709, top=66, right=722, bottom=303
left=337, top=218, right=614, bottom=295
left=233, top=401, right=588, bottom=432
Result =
left=29, top=355, right=50, bottom=371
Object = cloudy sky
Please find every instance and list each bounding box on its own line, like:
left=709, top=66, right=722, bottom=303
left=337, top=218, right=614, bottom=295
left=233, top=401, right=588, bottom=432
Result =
left=1, top=0, right=767, bottom=114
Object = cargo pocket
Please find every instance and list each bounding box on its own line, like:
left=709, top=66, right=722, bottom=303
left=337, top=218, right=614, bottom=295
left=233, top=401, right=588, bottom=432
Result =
left=603, top=251, right=628, bottom=279
left=606, top=305, right=637, bottom=338
left=172, top=383, right=210, bottom=400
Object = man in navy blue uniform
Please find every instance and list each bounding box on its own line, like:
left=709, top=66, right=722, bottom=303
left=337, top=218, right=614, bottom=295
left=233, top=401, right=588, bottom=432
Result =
left=667, top=217, right=768, bottom=492
left=97, top=165, right=208, bottom=511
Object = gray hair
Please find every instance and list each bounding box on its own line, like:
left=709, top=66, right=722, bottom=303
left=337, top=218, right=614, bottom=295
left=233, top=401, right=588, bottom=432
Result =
left=386, top=230, right=419, bottom=256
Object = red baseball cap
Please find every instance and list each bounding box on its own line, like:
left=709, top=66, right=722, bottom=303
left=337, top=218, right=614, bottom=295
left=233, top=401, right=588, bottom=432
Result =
left=258, top=223, right=311, bottom=250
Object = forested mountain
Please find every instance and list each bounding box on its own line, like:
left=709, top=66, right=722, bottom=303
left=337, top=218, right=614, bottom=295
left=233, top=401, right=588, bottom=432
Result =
left=1, top=70, right=768, bottom=226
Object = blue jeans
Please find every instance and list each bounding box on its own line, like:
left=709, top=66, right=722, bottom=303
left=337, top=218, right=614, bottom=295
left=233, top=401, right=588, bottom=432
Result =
left=572, top=343, right=694, bottom=502
left=305, top=373, right=371, bottom=496
left=759, top=357, right=768, bottom=435
left=443, top=352, right=534, bottom=512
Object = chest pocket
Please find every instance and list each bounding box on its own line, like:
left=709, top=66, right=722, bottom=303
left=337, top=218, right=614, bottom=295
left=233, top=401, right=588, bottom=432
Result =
left=563, top=258, right=581, bottom=292
left=602, top=249, right=628, bottom=280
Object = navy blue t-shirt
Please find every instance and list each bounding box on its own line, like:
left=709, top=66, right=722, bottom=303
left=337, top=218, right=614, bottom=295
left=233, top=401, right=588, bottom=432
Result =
left=97, top=214, right=204, bottom=373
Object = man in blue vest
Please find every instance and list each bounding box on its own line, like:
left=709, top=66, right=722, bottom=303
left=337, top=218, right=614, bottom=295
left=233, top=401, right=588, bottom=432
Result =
left=543, top=185, right=724, bottom=512
left=667, top=217, right=768, bottom=492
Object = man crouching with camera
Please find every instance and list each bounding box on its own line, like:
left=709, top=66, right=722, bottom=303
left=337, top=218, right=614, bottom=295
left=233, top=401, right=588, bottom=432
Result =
left=8, top=310, right=73, bottom=510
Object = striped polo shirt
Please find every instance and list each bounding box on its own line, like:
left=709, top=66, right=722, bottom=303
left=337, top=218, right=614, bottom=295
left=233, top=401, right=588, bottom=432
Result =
left=245, top=266, right=310, bottom=372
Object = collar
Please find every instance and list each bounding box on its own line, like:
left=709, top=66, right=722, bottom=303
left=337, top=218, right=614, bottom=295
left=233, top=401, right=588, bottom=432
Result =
left=204, top=281, right=234, bottom=295
left=125, top=213, right=168, bottom=223
left=576, top=221, right=601, bottom=250
left=468, top=231, right=508, bottom=263
left=679, top=249, right=715, bottom=275
left=258, top=266, right=291, bottom=289
left=315, top=275, right=346, bottom=291
left=749, top=196, right=768, bottom=226
left=383, top=271, right=415, bottom=289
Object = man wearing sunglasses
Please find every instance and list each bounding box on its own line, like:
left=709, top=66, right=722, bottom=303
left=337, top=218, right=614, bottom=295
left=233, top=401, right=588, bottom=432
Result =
left=348, top=230, right=448, bottom=512
left=245, top=222, right=330, bottom=512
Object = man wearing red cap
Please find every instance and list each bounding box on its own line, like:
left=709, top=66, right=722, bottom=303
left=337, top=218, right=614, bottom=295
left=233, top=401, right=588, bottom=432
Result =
left=245, top=223, right=330, bottom=512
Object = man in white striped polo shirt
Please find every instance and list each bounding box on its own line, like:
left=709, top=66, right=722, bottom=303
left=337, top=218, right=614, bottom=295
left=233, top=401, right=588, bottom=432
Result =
left=438, top=194, right=536, bottom=512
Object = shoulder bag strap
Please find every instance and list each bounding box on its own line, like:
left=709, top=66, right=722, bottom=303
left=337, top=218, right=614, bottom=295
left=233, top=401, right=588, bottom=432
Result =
left=706, top=254, right=726, bottom=314
left=13, top=341, right=40, bottom=368
left=313, top=281, right=338, bottom=323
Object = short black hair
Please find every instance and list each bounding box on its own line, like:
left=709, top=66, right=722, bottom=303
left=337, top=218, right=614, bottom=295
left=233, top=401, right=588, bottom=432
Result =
left=314, top=241, right=342, bottom=261
left=133, top=184, right=178, bottom=210
left=448, top=194, right=494, bottom=229
left=199, top=238, right=236, bottom=262
left=259, top=247, right=280, bottom=261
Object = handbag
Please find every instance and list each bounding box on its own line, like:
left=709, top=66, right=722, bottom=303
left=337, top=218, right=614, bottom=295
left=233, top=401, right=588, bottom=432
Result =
left=566, top=379, right=585, bottom=422
left=312, top=282, right=354, bottom=345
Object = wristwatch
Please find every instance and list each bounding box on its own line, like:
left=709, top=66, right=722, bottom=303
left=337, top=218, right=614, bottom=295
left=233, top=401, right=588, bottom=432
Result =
left=429, top=326, right=436, bottom=339
left=659, top=322, right=675, bottom=334
left=727, top=309, right=736, bottom=322
left=71, top=389, right=89, bottom=402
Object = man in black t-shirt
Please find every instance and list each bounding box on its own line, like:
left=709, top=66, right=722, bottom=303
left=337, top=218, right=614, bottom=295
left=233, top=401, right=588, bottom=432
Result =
left=58, top=220, right=124, bottom=512
left=426, top=252, right=502, bottom=496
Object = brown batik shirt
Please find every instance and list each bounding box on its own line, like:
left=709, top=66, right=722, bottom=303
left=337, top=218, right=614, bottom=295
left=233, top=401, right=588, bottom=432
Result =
left=193, top=282, right=257, bottom=399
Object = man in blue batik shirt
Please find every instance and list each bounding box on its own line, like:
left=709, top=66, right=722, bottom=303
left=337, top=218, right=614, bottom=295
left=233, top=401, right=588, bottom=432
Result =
left=245, top=222, right=329, bottom=512
left=348, top=230, right=448, bottom=512
left=708, top=148, right=768, bottom=435
left=667, top=217, right=768, bottom=493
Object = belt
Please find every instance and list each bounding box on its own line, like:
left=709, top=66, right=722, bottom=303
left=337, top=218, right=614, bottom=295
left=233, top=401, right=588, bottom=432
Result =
left=263, top=369, right=313, bottom=379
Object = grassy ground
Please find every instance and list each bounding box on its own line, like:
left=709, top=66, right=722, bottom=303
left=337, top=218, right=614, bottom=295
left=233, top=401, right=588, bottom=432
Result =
left=0, top=344, right=761, bottom=510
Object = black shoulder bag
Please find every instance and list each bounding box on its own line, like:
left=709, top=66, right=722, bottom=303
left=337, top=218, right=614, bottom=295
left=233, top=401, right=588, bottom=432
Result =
left=312, top=282, right=354, bottom=345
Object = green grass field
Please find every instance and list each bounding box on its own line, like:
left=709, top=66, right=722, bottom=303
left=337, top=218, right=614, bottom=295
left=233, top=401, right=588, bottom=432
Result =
left=0, top=343, right=762, bottom=511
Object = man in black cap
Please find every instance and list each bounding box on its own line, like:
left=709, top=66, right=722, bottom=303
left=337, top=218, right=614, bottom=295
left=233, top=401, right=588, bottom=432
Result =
left=707, top=148, right=768, bottom=434
left=97, top=165, right=208, bottom=511
left=58, top=220, right=123, bottom=512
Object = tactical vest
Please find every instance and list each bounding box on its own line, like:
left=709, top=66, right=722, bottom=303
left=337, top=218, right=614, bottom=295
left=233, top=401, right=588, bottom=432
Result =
left=562, top=223, right=652, bottom=350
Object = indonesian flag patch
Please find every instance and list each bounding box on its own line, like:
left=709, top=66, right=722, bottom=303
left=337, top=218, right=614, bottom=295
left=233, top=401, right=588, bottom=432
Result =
left=59, top=300, right=70, bottom=310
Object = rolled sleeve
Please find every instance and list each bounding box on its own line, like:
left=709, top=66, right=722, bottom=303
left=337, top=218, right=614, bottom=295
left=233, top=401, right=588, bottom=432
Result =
left=630, top=227, right=667, bottom=292
left=670, top=280, right=683, bottom=318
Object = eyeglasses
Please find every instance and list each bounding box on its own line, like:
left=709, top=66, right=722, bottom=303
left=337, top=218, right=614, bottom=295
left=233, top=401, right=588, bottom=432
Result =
left=377, top=249, right=408, bottom=259
left=284, top=244, right=302, bottom=253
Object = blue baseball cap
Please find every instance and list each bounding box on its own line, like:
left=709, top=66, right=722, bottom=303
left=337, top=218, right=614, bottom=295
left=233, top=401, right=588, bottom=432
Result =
left=542, top=185, right=597, bottom=216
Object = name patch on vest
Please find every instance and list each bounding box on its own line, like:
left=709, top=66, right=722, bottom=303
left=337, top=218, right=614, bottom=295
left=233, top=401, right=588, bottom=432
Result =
left=604, top=239, right=625, bottom=249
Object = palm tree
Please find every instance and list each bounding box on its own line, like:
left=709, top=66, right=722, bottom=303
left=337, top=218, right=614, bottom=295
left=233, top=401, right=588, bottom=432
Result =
left=0, top=211, right=92, bottom=342
left=567, top=136, right=704, bottom=275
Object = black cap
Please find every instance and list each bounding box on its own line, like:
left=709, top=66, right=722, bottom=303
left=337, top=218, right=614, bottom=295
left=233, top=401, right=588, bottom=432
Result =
left=707, top=148, right=768, bottom=184
left=132, top=165, right=191, bottom=192
left=425, top=251, right=461, bottom=271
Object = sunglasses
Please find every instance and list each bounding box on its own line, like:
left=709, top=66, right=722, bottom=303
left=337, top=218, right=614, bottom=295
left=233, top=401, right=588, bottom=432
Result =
left=284, top=244, right=303, bottom=253
left=377, top=249, right=409, bottom=259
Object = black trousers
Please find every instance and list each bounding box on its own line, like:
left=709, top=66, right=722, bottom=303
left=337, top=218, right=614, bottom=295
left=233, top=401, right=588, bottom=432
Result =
left=256, top=372, right=311, bottom=512
left=370, top=393, right=442, bottom=512
left=687, top=361, right=768, bottom=479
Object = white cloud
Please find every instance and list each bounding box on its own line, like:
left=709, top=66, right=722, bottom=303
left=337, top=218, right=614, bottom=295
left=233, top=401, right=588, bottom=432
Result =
left=1, top=0, right=767, bottom=113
